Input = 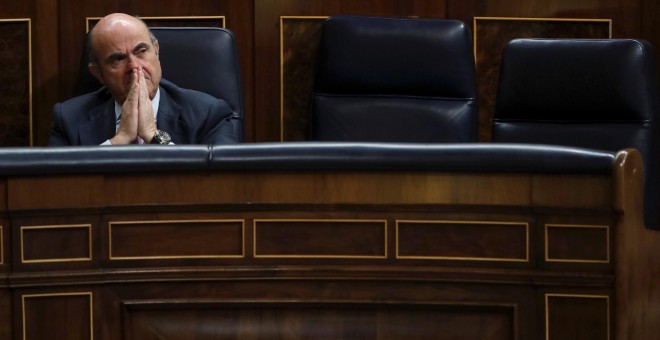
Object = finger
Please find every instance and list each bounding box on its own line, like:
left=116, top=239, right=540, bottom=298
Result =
left=136, top=66, right=156, bottom=139
left=138, top=67, right=149, bottom=100
left=124, top=69, right=139, bottom=107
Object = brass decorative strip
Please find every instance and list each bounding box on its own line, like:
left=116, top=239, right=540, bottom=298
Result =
left=0, top=18, right=32, bottom=146
left=109, top=219, right=245, bottom=260
left=254, top=219, right=387, bottom=259
left=545, top=293, right=610, bottom=340
left=22, top=291, right=94, bottom=340
left=86, top=15, right=226, bottom=32
left=396, top=220, right=529, bottom=262
left=20, top=224, right=92, bottom=263
left=545, top=224, right=610, bottom=263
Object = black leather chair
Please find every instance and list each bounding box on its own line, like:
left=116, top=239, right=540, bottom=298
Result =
left=493, top=38, right=660, bottom=230
left=311, top=16, right=478, bottom=143
left=78, top=27, right=244, bottom=141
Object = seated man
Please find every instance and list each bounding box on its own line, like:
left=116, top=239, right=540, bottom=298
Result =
left=48, top=13, right=238, bottom=145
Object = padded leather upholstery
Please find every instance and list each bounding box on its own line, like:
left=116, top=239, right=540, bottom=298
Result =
left=78, top=27, right=244, bottom=141
left=311, top=16, right=478, bottom=143
left=0, top=143, right=614, bottom=176
left=494, top=38, right=660, bottom=229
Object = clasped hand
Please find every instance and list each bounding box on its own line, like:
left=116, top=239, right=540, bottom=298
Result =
left=110, top=67, right=157, bottom=145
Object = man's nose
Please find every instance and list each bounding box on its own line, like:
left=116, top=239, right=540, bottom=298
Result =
left=126, top=55, right=140, bottom=70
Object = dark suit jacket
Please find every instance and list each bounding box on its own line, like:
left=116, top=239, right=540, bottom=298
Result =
left=48, top=79, right=239, bottom=145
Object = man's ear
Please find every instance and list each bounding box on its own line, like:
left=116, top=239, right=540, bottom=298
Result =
left=155, top=41, right=160, bottom=57
left=88, top=63, right=104, bottom=85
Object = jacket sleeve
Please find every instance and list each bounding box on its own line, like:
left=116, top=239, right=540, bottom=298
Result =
left=48, top=103, right=71, bottom=146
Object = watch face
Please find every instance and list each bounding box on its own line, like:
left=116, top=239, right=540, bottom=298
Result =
left=152, top=130, right=171, bottom=144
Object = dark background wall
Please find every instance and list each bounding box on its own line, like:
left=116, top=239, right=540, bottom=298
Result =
left=0, top=0, right=657, bottom=145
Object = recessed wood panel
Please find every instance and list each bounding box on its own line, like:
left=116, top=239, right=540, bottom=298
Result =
left=0, top=19, right=31, bottom=146
left=546, top=224, right=609, bottom=263
left=20, top=225, right=91, bottom=263
left=280, top=16, right=326, bottom=141
left=22, top=292, right=93, bottom=340
left=397, top=220, right=529, bottom=262
left=0, top=289, right=9, bottom=340
left=125, top=301, right=513, bottom=339
left=0, top=226, right=3, bottom=265
left=0, top=180, right=7, bottom=211
left=546, top=294, right=609, bottom=340
left=254, top=219, right=386, bottom=258
left=109, top=220, right=244, bottom=260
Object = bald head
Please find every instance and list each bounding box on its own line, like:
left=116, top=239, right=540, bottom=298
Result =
left=88, top=14, right=157, bottom=67
left=86, top=13, right=162, bottom=103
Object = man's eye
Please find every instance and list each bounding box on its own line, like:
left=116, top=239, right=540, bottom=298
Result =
left=108, top=56, right=125, bottom=66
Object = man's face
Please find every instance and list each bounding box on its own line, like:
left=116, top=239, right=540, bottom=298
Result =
left=89, top=16, right=162, bottom=103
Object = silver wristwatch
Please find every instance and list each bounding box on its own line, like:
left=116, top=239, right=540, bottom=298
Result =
left=150, top=129, right=172, bottom=145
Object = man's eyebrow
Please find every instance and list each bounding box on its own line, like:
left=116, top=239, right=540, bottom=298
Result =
left=106, top=52, right=127, bottom=62
left=132, top=42, right=150, bottom=53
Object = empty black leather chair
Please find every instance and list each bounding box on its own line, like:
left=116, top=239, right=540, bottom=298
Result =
left=78, top=27, right=244, bottom=141
left=311, top=16, right=478, bottom=143
left=493, top=38, right=660, bottom=229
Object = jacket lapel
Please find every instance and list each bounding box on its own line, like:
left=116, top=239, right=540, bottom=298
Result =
left=156, top=87, right=184, bottom=143
left=79, top=100, right=115, bottom=145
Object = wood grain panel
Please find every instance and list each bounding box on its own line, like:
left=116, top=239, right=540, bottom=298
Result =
left=109, top=219, right=244, bottom=259
left=397, top=220, right=529, bottom=262
left=532, top=175, right=611, bottom=209
left=0, top=19, right=31, bottom=146
left=21, top=224, right=91, bottom=263
left=545, top=293, right=609, bottom=340
left=8, top=175, right=104, bottom=210
left=0, top=180, right=6, bottom=212
left=641, top=0, right=660, bottom=71
left=33, top=0, right=60, bottom=147
left=545, top=224, right=609, bottom=263
left=0, top=289, right=9, bottom=340
left=125, top=301, right=513, bottom=339
left=0, top=226, right=3, bottom=266
left=21, top=292, right=93, bottom=340
left=448, top=0, right=639, bottom=38
left=103, top=172, right=531, bottom=207
left=9, top=171, right=613, bottom=210
left=254, top=219, right=386, bottom=258
left=280, top=16, right=326, bottom=141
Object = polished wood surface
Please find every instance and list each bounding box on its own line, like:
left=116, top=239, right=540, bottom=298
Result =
left=0, top=149, right=658, bottom=339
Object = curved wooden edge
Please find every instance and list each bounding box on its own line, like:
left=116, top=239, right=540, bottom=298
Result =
left=612, top=148, right=660, bottom=339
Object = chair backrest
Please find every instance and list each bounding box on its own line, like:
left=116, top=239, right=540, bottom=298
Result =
left=78, top=26, right=244, bottom=141
left=493, top=38, right=660, bottom=229
left=311, top=16, right=478, bottom=143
